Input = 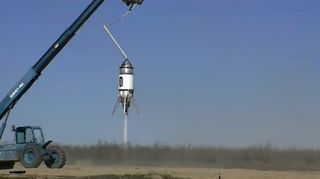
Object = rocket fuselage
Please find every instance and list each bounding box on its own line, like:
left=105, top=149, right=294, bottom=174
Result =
left=118, top=59, right=134, bottom=115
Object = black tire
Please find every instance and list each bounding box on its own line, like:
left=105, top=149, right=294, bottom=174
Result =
left=45, top=145, right=66, bottom=169
left=20, top=144, right=42, bottom=168
left=0, top=161, right=14, bottom=169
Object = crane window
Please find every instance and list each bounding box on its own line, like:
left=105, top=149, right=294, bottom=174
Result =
left=16, top=128, right=34, bottom=144
left=33, top=129, right=44, bottom=143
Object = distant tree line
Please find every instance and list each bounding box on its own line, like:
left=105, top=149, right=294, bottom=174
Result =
left=62, top=142, right=320, bottom=171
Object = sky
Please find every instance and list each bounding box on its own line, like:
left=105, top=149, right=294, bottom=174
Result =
left=0, top=0, right=320, bottom=148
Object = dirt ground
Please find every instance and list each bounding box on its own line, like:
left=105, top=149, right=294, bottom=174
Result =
left=1, top=163, right=320, bottom=179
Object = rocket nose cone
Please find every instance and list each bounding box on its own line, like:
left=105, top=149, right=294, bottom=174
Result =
left=120, top=59, right=133, bottom=68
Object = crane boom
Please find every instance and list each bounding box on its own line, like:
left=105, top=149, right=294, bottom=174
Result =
left=0, top=0, right=104, bottom=139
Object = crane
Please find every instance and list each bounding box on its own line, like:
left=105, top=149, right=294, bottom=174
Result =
left=0, top=0, right=143, bottom=170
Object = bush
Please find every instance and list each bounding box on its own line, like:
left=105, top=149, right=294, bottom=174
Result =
left=62, top=142, right=320, bottom=171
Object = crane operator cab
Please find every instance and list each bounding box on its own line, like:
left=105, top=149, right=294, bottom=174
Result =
left=14, top=126, right=45, bottom=144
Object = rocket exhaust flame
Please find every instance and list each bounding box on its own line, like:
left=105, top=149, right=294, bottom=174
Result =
left=124, top=114, right=128, bottom=147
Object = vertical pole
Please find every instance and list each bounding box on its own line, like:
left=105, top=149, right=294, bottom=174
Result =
left=103, top=25, right=129, bottom=60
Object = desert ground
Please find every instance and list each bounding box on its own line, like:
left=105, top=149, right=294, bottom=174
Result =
left=1, top=164, right=320, bottom=179
left=2, top=144, right=320, bottom=178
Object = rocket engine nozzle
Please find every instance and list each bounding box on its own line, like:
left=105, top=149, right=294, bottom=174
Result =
left=118, top=91, right=134, bottom=115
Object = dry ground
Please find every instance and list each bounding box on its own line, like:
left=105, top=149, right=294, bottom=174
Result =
left=1, top=164, right=320, bottom=179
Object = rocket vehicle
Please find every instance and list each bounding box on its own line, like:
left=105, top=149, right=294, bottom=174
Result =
left=103, top=25, right=135, bottom=115
left=118, top=59, right=134, bottom=115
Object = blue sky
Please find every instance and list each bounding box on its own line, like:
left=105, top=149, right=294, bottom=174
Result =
left=1, top=0, right=320, bottom=148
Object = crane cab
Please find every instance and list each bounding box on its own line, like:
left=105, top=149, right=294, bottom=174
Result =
left=14, top=126, right=45, bottom=144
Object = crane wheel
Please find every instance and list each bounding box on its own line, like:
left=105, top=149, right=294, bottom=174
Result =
left=45, top=145, right=66, bottom=169
left=20, top=144, right=42, bottom=168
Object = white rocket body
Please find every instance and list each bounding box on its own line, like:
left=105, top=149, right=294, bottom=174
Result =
left=118, top=59, right=134, bottom=115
